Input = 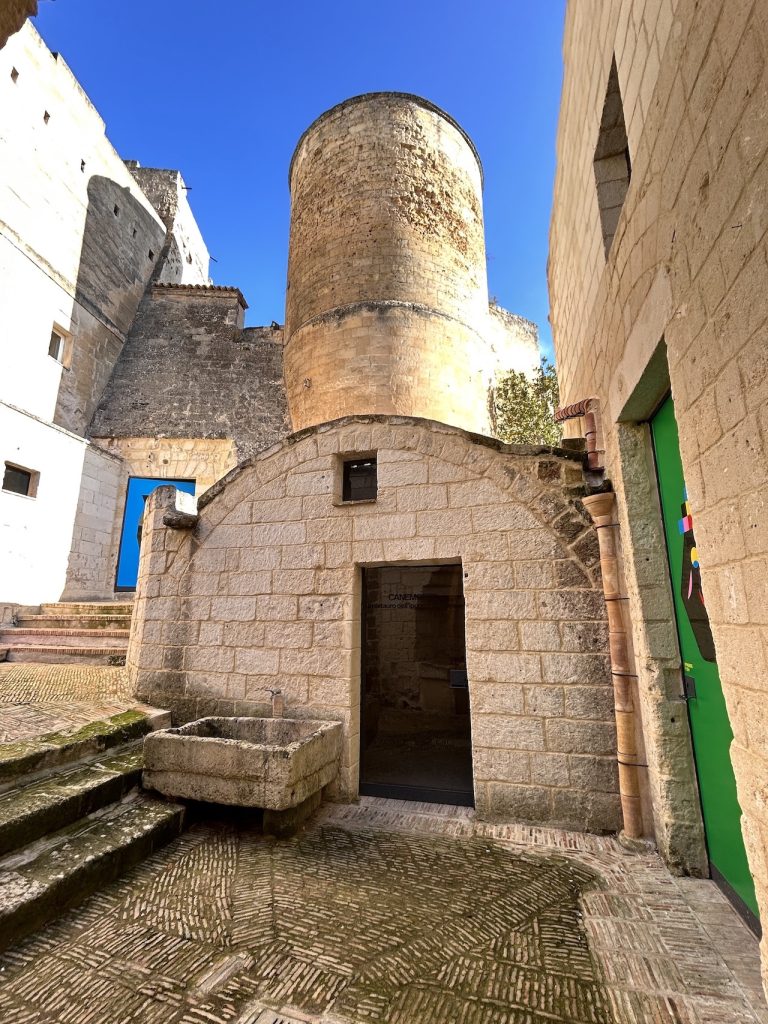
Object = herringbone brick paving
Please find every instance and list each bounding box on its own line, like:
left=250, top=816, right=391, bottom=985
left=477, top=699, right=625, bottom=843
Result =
left=0, top=796, right=765, bottom=1023
left=0, top=664, right=137, bottom=741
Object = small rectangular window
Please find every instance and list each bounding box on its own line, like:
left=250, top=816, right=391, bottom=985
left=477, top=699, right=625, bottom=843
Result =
left=3, top=463, right=38, bottom=497
left=342, top=458, right=377, bottom=502
left=47, top=324, right=72, bottom=367
left=48, top=329, right=64, bottom=361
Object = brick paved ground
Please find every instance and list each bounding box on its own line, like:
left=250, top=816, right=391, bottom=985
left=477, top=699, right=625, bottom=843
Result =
left=0, top=796, right=765, bottom=1024
left=0, top=663, right=138, bottom=742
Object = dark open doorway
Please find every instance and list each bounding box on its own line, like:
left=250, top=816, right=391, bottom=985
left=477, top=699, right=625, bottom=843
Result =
left=360, top=564, right=474, bottom=806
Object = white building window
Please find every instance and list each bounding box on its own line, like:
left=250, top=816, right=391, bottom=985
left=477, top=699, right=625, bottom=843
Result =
left=2, top=462, right=39, bottom=498
left=48, top=325, right=72, bottom=367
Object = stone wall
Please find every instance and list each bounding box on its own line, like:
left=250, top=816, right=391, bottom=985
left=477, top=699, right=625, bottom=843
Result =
left=89, top=285, right=289, bottom=459
left=61, top=438, right=239, bottom=599
left=0, top=403, right=87, bottom=605
left=549, top=0, right=768, bottom=967
left=487, top=304, right=541, bottom=378
left=128, top=416, right=620, bottom=833
left=61, top=443, right=124, bottom=600
left=0, top=26, right=214, bottom=441
left=125, top=164, right=210, bottom=286
left=0, top=23, right=168, bottom=437
left=94, top=437, right=238, bottom=497
left=284, top=93, right=537, bottom=435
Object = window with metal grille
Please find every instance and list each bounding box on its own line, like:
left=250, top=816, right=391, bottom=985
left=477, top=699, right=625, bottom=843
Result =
left=342, top=457, right=377, bottom=502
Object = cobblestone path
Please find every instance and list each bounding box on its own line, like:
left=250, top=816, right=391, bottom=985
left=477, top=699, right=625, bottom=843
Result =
left=0, top=664, right=137, bottom=741
left=0, top=798, right=765, bottom=1024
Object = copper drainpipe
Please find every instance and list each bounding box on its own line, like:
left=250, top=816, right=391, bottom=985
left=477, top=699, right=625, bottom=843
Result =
left=554, top=396, right=605, bottom=472
left=582, top=490, right=644, bottom=839
left=555, top=396, right=644, bottom=839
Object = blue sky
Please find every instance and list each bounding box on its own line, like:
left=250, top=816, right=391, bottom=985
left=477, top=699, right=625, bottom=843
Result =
left=34, top=0, right=565, bottom=360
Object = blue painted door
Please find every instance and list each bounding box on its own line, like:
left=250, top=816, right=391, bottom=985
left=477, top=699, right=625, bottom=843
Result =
left=115, top=477, right=195, bottom=590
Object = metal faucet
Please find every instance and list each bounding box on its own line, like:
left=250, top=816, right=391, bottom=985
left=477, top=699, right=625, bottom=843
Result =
left=267, top=688, right=284, bottom=718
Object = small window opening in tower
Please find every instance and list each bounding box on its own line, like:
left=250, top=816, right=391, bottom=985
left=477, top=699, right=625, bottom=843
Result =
left=593, top=56, right=631, bottom=257
left=43, top=110, right=50, bottom=124
left=148, top=249, right=154, bottom=261
left=10, top=68, right=19, bottom=83
left=132, top=227, right=137, bottom=237
left=113, top=204, right=119, bottom=216
left=342, top=458, right=377, bottom=502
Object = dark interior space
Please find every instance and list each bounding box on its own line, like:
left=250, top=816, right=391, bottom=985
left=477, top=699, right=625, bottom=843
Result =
left=360, top=564, right=474, bottom=806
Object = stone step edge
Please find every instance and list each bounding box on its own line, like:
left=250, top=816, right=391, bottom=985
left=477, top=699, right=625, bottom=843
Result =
left=40, top=604, right=133, bottom=614
left=4, top=646, right=128, bottom=658
left=2, top=639, right=128, bottom=650
left=0, top=629, right=130, bottom=638
left=0, top=709, right=169, bottom=789
left=0, top=795, right=185, bottom=954
left=18, top=614, right=132, bottom=622
left=0, top=749, right=144, bottom=858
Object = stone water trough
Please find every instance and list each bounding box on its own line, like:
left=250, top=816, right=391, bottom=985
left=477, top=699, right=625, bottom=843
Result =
left=142, top=717, right=342, bottom=834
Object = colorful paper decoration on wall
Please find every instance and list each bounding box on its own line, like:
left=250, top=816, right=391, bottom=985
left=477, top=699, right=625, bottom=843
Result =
left=678, top=488, right=716, bottom=662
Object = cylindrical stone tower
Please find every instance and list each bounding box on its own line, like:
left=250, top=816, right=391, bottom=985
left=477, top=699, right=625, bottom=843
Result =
left=284, top=92, right=497, bottom=434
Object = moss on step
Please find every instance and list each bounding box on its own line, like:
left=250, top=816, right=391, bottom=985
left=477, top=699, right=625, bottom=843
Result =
left=0, top=746, right=145, bottom=857
left=0, top=795, right=185, bottom=954
left=0, top=711, right=150, bottom=786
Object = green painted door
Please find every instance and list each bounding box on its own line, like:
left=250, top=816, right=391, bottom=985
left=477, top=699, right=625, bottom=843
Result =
left=651, top=394, right=758, bottom=922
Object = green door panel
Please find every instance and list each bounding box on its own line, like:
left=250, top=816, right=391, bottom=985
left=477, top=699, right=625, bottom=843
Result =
left=650, top=394, right=758, bottom=919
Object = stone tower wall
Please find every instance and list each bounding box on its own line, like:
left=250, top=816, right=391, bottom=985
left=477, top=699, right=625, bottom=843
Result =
left=284, top=93, right=497, bottom=435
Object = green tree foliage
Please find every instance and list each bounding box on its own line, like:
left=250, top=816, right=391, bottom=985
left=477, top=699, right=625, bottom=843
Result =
left=494, top=358, right=562, bottom=446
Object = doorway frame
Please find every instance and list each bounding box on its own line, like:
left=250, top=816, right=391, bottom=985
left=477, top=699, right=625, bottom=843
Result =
left=114, top=475, right=196, bottom=592
left=358, top=561, right=475, bottom=807
left=648, top=393, right=760, bottom=935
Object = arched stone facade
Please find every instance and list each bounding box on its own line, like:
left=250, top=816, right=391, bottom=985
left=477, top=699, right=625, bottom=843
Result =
left=128, top=416, right=620, bottom=832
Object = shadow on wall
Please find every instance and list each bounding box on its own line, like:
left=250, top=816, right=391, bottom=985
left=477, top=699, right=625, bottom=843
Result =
left=53, top=176, right=166, bottom=600
left=53, top=175, right=166, bottom=434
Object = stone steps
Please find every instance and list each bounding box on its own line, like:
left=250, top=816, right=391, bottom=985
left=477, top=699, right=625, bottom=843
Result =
left=0, top=747, right=143, bottom=857
left=0, top=792, right=185, bottom=953
left=0, top=707, right=183, bottom=953
left=2, top=645, right=128, bottom=665
left=1, top=600, right=133, bottom=666
left=0, top=628, right=129, bottom=645
left=0, top=709, right=169, bottom=790
left=16, top=614, right=131, bottom=629
left=40, top=602, right=133, bottom=618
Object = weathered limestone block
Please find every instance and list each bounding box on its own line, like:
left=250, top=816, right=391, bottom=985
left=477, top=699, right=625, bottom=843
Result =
left=143, top=717, right=342, bottom=810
